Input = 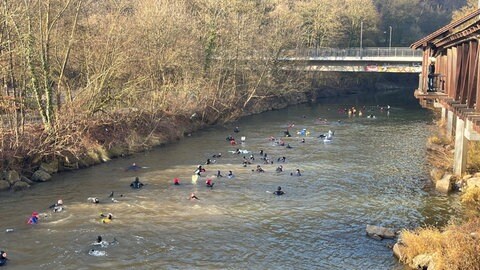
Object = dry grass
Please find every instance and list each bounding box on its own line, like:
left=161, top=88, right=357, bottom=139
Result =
left=428, top=135, right=451, bottom=146
left=467, top=141, right=480, bottom=174
left=399, top=219, right=480, bottom=270
left=436, top=118, right=446, bottom=128
left=461, top=186, right=480, bottom=207
left=0, top=108, right=189, bottom=172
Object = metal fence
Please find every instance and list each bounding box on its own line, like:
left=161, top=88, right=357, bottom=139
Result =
left=284, top=47, right=422, bottom=58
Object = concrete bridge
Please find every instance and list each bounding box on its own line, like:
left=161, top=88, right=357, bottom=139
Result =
left=279, top=47, right=422, bottom=73
left=412, top=9, right=480, bottom=176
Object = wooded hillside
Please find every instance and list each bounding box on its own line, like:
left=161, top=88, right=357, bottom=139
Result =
left=0, top=0, right=469, bottom=168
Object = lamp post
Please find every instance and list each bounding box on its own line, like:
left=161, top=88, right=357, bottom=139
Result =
left=360, top=21, right=363, bottom=58
left=389, top=26, right=392, bottom=50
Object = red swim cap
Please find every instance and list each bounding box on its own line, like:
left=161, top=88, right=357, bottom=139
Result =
left=32, top=211, right=39, bottom=216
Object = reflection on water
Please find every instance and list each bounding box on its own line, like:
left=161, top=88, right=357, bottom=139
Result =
left=0, top=89, right=464, bottom=269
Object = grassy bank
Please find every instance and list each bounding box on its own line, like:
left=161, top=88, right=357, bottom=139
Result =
left=396, top=120, right=480, bottom=269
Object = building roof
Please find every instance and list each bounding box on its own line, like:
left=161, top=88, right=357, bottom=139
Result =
left=411, top=9, right=480, bottom=50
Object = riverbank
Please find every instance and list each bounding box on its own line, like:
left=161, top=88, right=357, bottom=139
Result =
left=0, top=86, right=363, bottom=192
left=392, top=116, right=480, bottom=270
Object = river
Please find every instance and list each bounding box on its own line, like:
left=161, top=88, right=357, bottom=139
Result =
left=0, top=89, right=463, bottom=269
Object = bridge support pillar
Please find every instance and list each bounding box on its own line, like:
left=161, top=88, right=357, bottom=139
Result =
left=465, top=120, right=480, bottom=141
left=453, top=116, right=468, bottom=176
left=446, top=109, right=454, bottom=139
left=441, top=107, right=447, bottom=122
left=418, top=74, right=423, bottom=92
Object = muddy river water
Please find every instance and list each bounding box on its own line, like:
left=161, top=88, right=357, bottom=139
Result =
left=0, top=89, right=463, bottom=269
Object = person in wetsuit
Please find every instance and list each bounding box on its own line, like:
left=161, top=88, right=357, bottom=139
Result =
left=273, top=186, right=285, bottom=196
left=173, top=178, right=180, bottom=185
left=206, top=179, right=214, bottom=188
left=100, top=213, right=113, bottom=223
left=0, top=251, right=7, bottom=266
left=190, top=193, right=200, bottom=200
left=130, top=177, right=144, bottom=189
left=88, top=197, right=100, bottom=204
left=126, top=163, right=142, bottom=171
left=194, top=165, right=206, bottom=175
left=290, top=169, right=301, bottom=176
left=27, top=212, right=39, bottom=224
left=49, top=199, right=64, bottom=212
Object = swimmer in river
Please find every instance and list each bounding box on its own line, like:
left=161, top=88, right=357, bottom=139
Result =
left=273, top=186, right=285, bottom=196
left=0, top=250, right=7, bottom=266
left=88, top=249, right=106, bottom=257
left=88, top=197, right=100, bottom=204
left=206, top=179, right=214, bottom=188
left=27, top=211, right=39, bottom=224
left=205, top=158, right=215, bottom=165
left=217, top=170, right=223, bottom=177
left=125, top=162, right=142, bottom=172
left=256, top=165, right=265, bottom=173
left=100, top=213, right=113, bottom=223
left=173, top=178, right=180, bottom=185
left=290, top=169, right=301, bottom=176
left=276, top=165, right=283, bottom=173
left=194, top=165, right=206, bottom=175
left=227, top=171, right=234, bottom=178
left=190, top=193, right=200, bottom=200
left=93, top=236, right=109, bottom=247
left=130, top=177, right=144, bottom=189
left=49, top=199, right=64, bottom=213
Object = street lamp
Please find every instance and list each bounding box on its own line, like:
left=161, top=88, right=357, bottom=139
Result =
left=360, top=21, right=363, bottom=58
left=389, top=26, right=392, bottom=50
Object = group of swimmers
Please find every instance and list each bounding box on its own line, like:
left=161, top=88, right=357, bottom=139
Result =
left=179, top=125, right=308, bottom=200
left=1, top=122, right=329, bottom=264
left=340, top=104, right=391, bottom=118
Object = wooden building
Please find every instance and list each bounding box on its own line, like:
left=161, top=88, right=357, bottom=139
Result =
left=411, top=9, right=480, bottom=175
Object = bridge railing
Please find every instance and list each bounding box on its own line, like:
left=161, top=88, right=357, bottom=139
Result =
left=283, top=47, right=422, bottom=59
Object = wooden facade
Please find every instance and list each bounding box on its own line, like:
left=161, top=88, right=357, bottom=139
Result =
left=411, top=9, right=480, bottom=134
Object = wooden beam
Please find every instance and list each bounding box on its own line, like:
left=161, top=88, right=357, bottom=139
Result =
left=452, top=47, right=458, bottom=99
left=447, top=48, right=452, bottom=96
left=455, top=44, right=464, bottom=100
left=477, top=39, right=480, bottom=112
left=467, top=40, right=478, bottom=108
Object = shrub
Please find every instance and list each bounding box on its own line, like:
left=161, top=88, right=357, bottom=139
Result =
left=467, top=141, right=480, bottom=173
left=428, top=135, right=450, bottom=146
left=399, top=219, right=480, bottom=270
left=461, top=186, right=480, bottom=206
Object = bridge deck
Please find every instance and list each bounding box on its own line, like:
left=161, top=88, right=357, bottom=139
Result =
left=280, top=47, right=421, bottom=73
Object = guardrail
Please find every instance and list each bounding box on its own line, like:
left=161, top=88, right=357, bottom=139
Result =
left=283, top=47, right=422, bottom=58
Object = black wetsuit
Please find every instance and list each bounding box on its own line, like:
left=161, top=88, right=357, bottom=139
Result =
left=273, top=190, right=285, bottom=196
left=130, top=180, right=144, bottom=189
left=0, top=252, right=6, bottom=266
